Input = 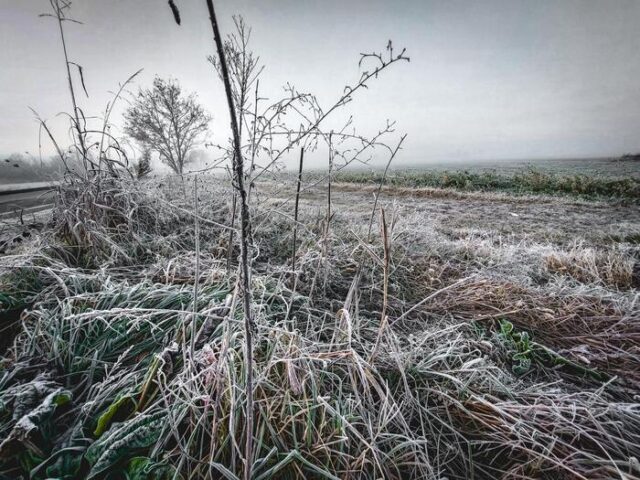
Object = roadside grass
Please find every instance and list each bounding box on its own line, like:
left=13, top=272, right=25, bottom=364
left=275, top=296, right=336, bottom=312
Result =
left=0, top=177, right=639, bottom=479
left=336, top=168, right=640, bottom=201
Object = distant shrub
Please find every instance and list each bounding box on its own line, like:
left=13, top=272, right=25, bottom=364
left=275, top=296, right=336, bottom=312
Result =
left=133, top=148, right=153, bottom=179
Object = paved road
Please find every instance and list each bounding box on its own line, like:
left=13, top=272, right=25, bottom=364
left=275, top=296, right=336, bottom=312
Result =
left=0, top=183, right=56, bottom=218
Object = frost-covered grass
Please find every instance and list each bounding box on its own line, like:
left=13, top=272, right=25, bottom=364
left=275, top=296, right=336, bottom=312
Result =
left=0, top=175, right=639, bottom=479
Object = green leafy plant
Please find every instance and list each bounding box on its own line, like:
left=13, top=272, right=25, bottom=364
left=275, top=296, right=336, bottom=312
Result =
left=85, top=411, right=166, bottom=479
left=495, top=319, right=608, bottom=381
left=0, top=381, right=72, bottom=468
left=93, top=394, right=137, bottom=438
left=497, top=319, right=533, bottom=375
left=125, top=456, right=175, bottom=480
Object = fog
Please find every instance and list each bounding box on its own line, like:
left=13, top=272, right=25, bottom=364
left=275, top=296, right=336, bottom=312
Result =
left=2, top=0, right=640, bottom=170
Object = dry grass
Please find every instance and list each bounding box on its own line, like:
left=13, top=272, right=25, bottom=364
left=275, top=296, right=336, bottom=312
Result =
left=545, top=244, right=636, bottom=289
left=410, top=276, right=640, bottom=396
left=0, top=175, right=639, bottom=479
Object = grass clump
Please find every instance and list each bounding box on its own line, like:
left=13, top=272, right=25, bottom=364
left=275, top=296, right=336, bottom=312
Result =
left=545, top=244, right=637, bottom=289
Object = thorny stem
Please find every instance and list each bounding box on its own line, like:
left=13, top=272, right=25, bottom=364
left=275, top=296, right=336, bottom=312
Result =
left=323, top=133, right=333, bottom=290
left=251, top=48, right=409, bottom=183
left=205, top=1, right=255, bottom=479
left=226, top=190, right=237, bottom=273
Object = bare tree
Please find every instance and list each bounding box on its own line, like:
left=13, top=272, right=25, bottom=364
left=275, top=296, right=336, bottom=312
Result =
left=206, top=32, right=409, bottom=195
left=124, top=77, right=211, bottom=175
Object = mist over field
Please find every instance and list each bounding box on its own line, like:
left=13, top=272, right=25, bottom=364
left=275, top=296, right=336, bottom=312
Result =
left=3, top=0, right=640, bottom=170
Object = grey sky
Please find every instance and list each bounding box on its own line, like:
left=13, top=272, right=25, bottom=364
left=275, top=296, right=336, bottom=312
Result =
left=1, top=0, right=640, bottom=168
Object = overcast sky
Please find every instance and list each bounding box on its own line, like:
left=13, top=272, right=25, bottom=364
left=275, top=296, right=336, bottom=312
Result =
left=2, top=0, right=640, bottom=168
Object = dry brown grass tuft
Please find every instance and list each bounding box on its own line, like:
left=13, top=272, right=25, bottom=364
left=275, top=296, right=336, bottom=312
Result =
left=458, top=391, right=640, bottom=480
left=413, top=277, right=640, bottom=396
left=544, top=244, right=636, bottom=289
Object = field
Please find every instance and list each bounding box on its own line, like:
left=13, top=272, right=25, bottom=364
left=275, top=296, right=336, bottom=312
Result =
left=335, top=157, right=640, bottom=201
left=390, top=156, right=640, bottom=178
left=1, top=158, right=639, bottom=479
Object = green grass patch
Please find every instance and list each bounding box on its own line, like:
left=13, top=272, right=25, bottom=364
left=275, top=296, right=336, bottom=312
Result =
left=336, top=168, right=640, bottom=200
